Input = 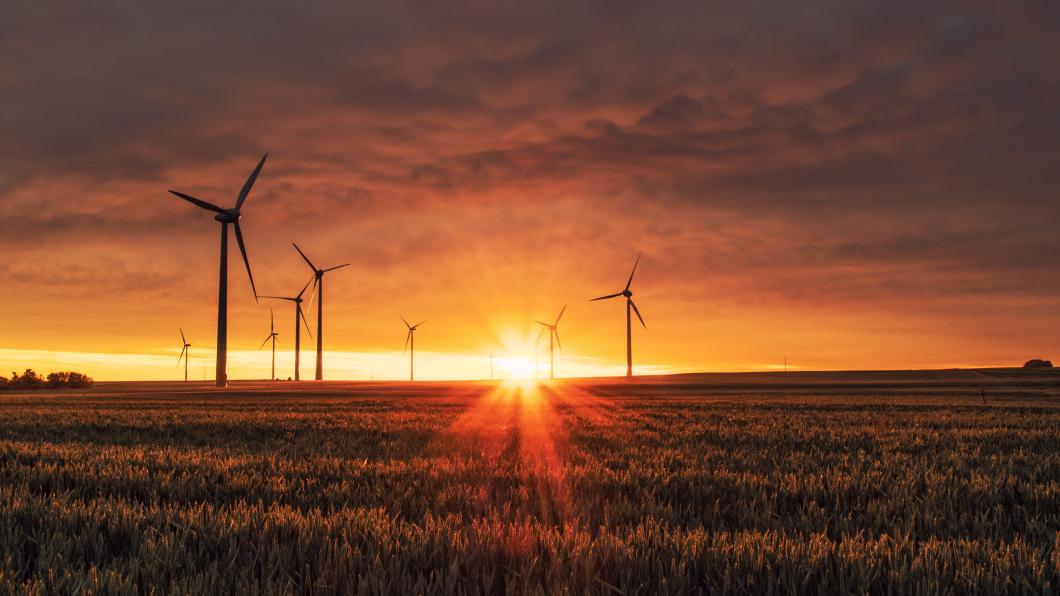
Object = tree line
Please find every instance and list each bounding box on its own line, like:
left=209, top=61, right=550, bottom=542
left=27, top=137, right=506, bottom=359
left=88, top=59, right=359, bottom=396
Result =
left=0, top=369, right=94, bottom=390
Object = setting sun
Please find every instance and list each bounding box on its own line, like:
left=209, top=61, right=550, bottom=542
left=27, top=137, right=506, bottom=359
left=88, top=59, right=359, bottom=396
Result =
left=498, top=356, right=536, bottom=380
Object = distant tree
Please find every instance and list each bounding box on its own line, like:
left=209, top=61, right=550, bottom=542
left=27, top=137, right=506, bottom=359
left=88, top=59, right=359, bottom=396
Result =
left=1023, top=359, right=1053, bottom=368
left=16, top=369, right=43, bottom=389
left=65, top=372, right=93, bottom=388
left=0, top=375, right=7, bottom=389
left=46, top=372, right=68, bottom=388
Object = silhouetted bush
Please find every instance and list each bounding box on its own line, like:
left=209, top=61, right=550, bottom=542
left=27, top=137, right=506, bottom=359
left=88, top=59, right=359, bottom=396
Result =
left=1023, top=359, right=1053, bottom=368
left=12, top=369, right=43, bottom=389
left=1, top=369, right=93, bottom=390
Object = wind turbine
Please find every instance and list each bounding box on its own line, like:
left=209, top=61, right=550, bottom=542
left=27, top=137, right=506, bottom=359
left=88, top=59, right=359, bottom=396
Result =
left=177, top=328, right=192, bottom=382
left=535, top=305, right=566, bottom=379
left=168, top=154, right=265, bottom=387
left=260, top=276, right=314, bottom=380
left=259, top=308, right=280, bottom=380
left=292, top=243, right=349, bottom=380
left=591, top=253, right=645, bottom=378
left=400, top=315, right=426, bottom=382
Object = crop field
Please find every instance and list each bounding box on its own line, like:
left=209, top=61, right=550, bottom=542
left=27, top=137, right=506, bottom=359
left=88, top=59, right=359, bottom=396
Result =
left=0, top=371, right=1058, bottom=594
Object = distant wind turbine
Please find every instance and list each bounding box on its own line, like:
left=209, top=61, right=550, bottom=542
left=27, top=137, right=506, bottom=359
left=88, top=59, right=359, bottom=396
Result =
left=177, top=328, right=192, bottom=382
left=260, top=276, right=314, bottom=380
left=168, top=154, right=266, bottom=387
left=259, top=308, right=280, bottom=380
left=400, top=315, right=425, bottom=382
left=535, top=305, right=566, bottom=379
left=293, top=243, right=349, bottom=380
left=591, top=253, right=646, bottom=378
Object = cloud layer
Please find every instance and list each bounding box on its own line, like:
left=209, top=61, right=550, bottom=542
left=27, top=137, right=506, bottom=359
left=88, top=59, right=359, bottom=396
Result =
left=3, top=1, right=1060, bottom=376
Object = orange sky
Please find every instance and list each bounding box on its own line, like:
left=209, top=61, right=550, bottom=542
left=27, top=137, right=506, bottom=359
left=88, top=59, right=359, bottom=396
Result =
left=2, top=3, right=1059, bottom=380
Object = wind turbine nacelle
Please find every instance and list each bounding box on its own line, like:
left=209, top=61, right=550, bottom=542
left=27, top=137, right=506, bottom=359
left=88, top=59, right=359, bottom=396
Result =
left=623, top=289, right=633, bottom=298
left=214, top=210, right=240, bottom=223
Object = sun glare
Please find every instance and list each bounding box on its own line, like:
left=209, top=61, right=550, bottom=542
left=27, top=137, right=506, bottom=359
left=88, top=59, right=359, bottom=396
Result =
left=498, top=356, right=535, bottom=380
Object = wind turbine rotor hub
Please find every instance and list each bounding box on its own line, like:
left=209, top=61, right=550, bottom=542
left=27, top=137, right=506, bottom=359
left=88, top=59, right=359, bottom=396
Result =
left=214, top=209, right=240, bottom=223
left=623, top=289, right=632, bottom=298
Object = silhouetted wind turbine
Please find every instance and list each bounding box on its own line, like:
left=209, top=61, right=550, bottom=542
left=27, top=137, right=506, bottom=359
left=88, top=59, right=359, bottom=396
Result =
left=535, top=305, right=566, bottom=379
left=293, top=243, right=349, bottom=380
left=591, top=253, right=645, bottom=377
left=260, top=276, right=314, bottom=380
left=169, top=154, right=265, bottom=387
left=400, top=315, right=425, bottom=382
left=177, top=328, right=192, bottom=382
left=259, top=308, right=280, bottom=380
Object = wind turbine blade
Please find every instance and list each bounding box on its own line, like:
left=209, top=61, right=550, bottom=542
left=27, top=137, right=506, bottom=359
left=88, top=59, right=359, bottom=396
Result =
left=323, top=263, right=351, bottom=272
left=259, top=335, right=271, bottom=349
left=235, top=153, right=267, bottom=210
left=270, top=308, right=274, bottom=332
left=399, top=314, right=411, bottom=328
left=590, top=292, right=623, bottom=301
left=179, top=327, right=186, bottom=345
left=291, top=242, right=317, bottom=271
left=178, top=345, right=187, bottom=366
left=624, top=252, right=642, bottom=292
left=630, top=299, right=646, bottom=328
left=414, top=319, right=426, bottom=328
left=297, top=275, right=314, bottom=298
left=233, top=222, right=258, bottom=301
left=555, top=304, right=567, bottom=325
left=305, top=276, right=318, bottom=315
left=168, top=191, right=226, bottom=214
left=537, top=326, right=546, bottom=342
left=554, top=329, right=563, bottom=353
left=259, top=295, right=296, bottom=302
left=403, top=329, right=411, bottom=353
left=300, top=306, right=313, bottom=338
left=534, top=320, right=549, bottom=327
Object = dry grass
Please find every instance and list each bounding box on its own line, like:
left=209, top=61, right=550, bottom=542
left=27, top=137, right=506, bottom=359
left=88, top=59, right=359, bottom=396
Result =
left=0, top=372, right=1057, bottom=594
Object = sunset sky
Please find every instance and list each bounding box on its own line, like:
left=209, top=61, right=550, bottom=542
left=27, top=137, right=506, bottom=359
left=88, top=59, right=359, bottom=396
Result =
left=2, top=2, right=1059, bottom=380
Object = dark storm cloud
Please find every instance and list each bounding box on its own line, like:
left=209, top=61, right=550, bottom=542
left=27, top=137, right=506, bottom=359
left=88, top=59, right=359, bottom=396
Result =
left=3, top=0, right=1060, bottom=304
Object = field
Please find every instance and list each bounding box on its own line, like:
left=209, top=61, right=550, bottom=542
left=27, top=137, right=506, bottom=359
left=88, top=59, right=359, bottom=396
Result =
left=0, top=370, right=1058, bottom=594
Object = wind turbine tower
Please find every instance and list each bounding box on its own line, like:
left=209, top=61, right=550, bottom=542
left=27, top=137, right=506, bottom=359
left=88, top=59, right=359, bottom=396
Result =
left=535, top=305, right=566, bottom=379
left=591, top=253, right=646, bottom=378
left=260, top=276, right=314, bottom=380
left=168, top=154, right=266, bottom=387
left=292, top=243, right=349, bottom=380
left=400, top=315, right=426, bottom=382
left=259, top=308, right=280, bottom=380
left=177, top=328, right=192, bottom=382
